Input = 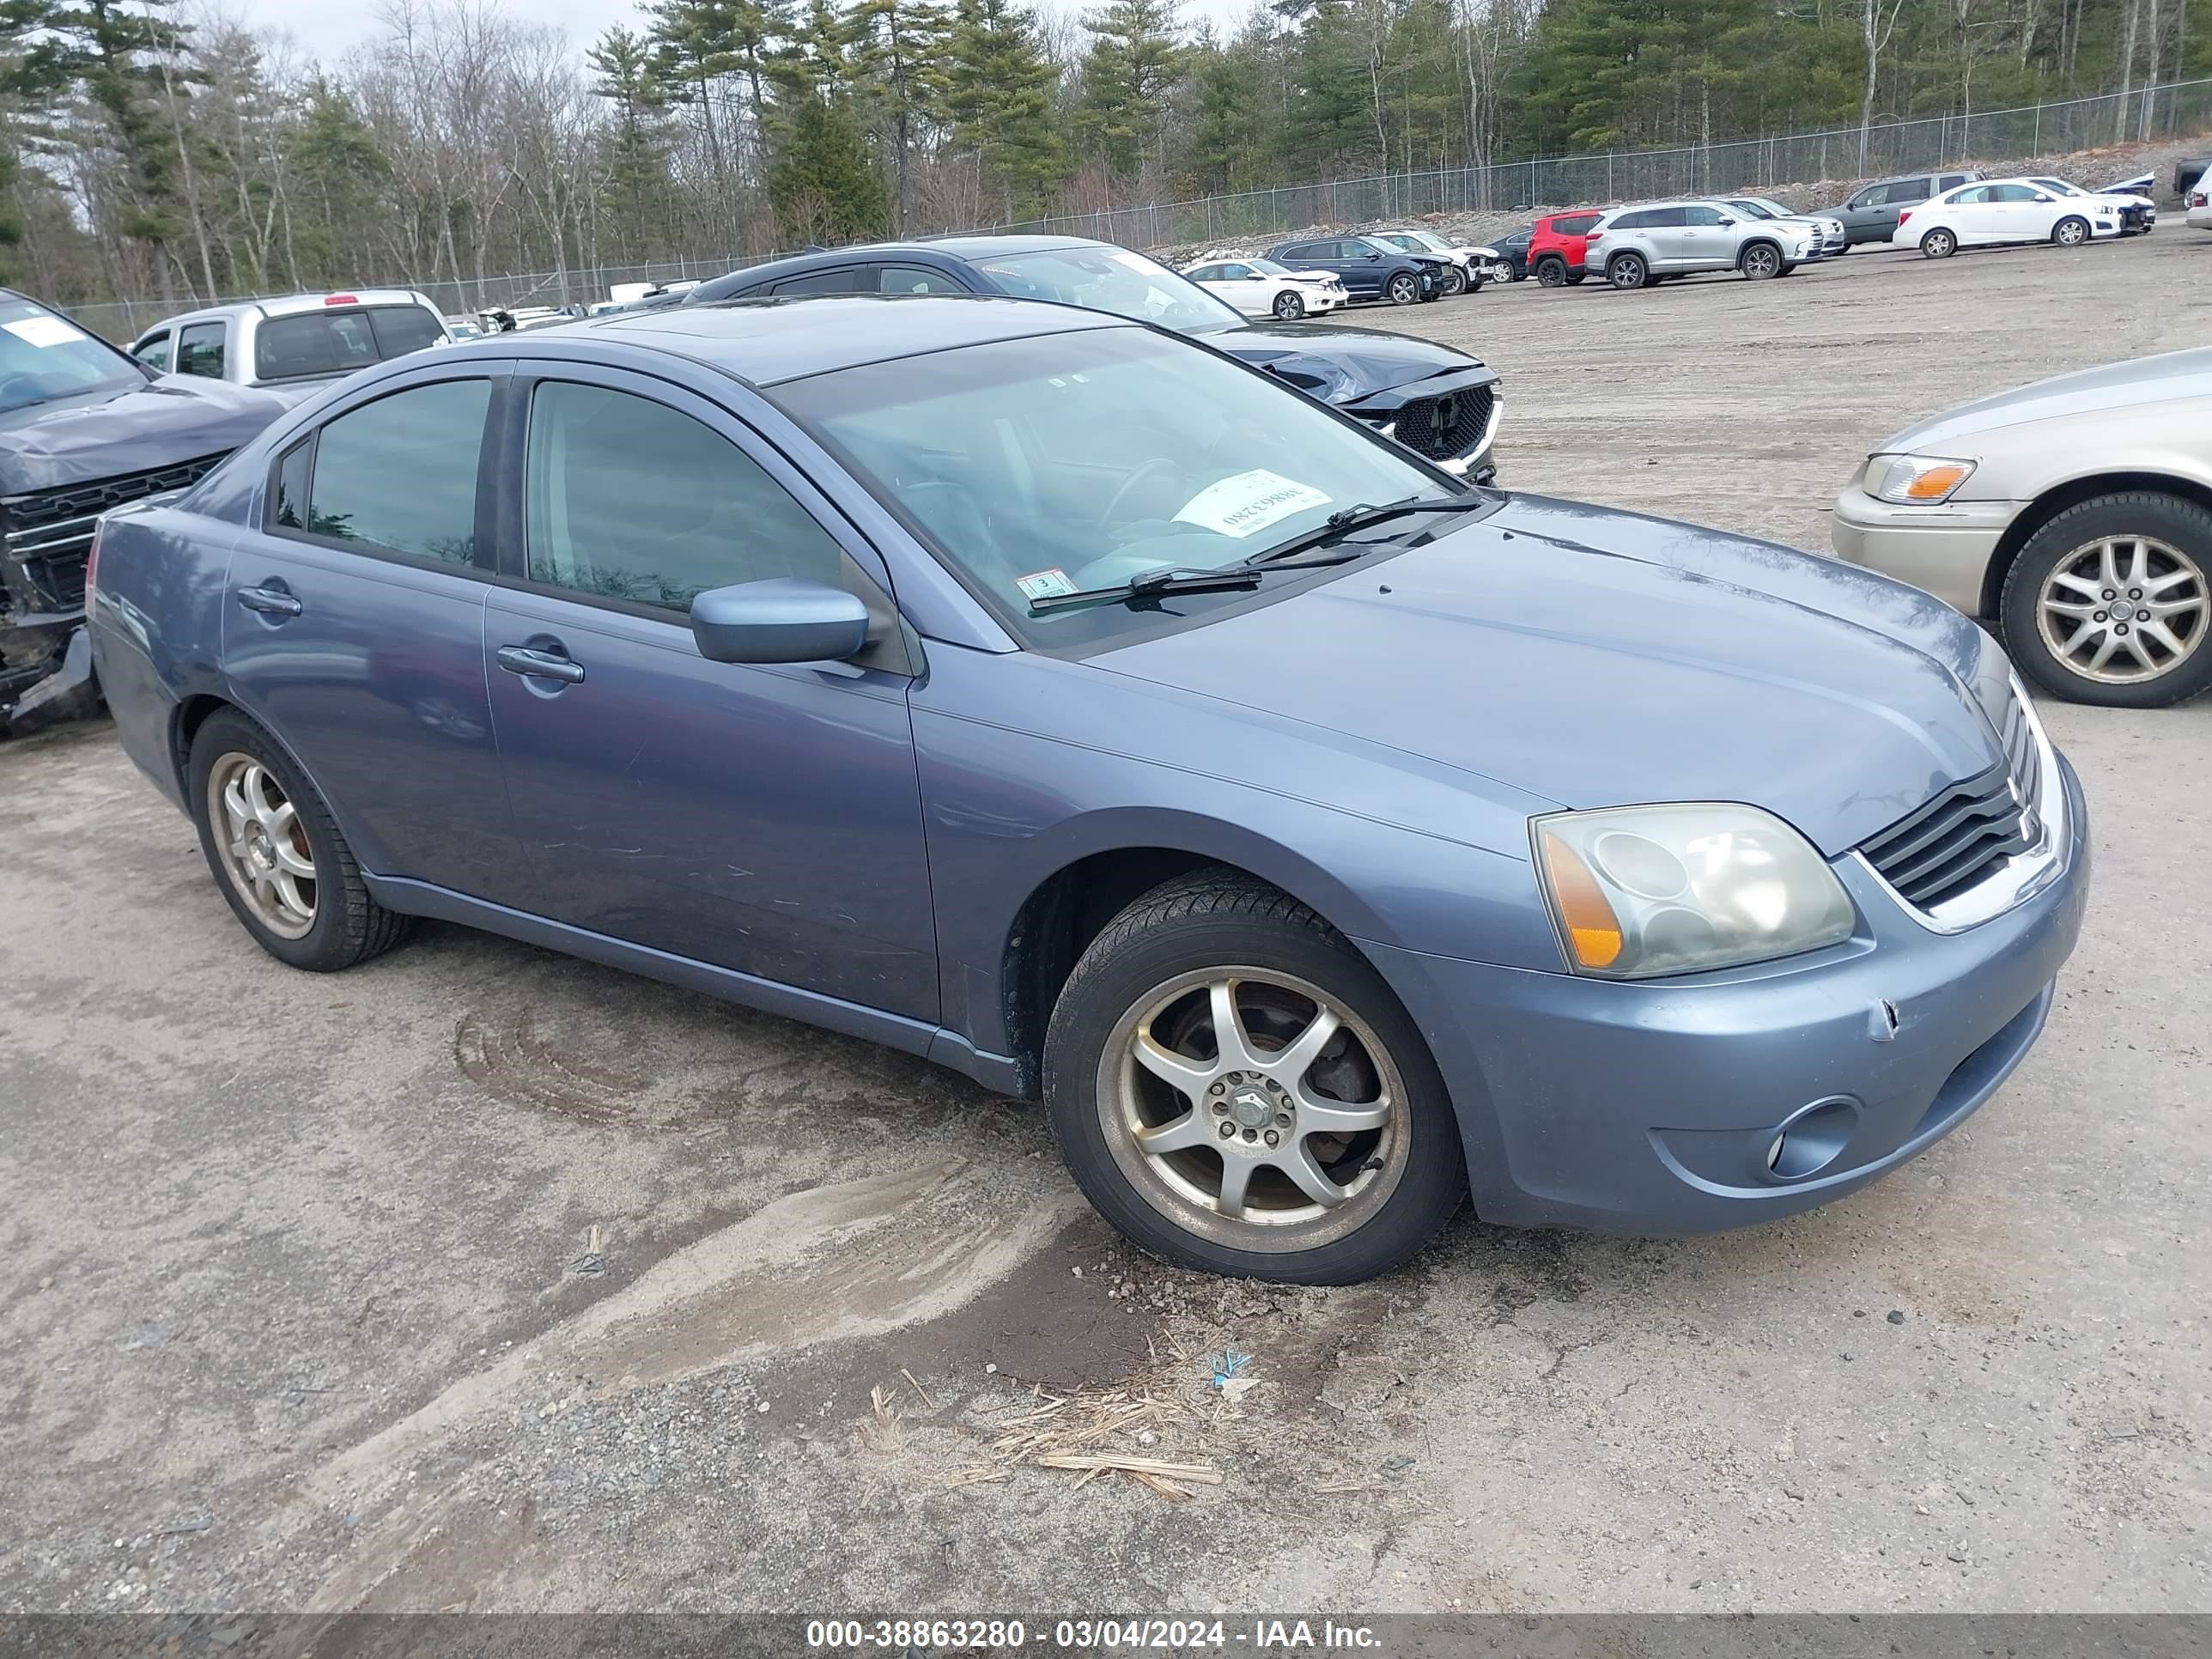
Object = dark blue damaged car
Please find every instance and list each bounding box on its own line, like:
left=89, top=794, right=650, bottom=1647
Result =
left=87, top=295, right=2088, bottom=1284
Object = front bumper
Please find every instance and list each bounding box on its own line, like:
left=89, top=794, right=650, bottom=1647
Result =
left=1364, top=756, right=2089, bottom=1234
left=1830, top=481, right=2015, bottom=615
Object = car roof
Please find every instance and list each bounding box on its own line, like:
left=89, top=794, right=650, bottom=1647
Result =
left=687, top=235, right=1121, bottom=302
left=490, top=293, right=1133, bottom=387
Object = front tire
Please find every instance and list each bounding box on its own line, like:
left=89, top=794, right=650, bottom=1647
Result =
left=1920, top=226, right=1958, bottom=258
left=1042, top=871, right=1466, bottom=1284
left=1437, top=264, right=1467, bottom=297
left=1739, top=241, right=1782, bottom=279
left=1386, top=271, right=1421, bottom=306
left=1999, top=492, right=2212, bottom=707
left=1272, top=289, right=1305, bottom=320
left=2053, top=215, right=2091, bottom=247
left=1607, top=252, right=1649, bottom=289
left=188, top=708, right=413, bottom=970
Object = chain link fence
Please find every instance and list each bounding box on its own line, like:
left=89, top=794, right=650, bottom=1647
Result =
left=64, top=77, right=2212, bottom=342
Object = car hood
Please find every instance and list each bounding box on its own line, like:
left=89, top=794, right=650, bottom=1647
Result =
left=1090, top=494, right=2007, bottom=856
left=1211, top=321, right=1487, bottom=405
left=1883, top=346, right=2212, bottom=448
left=0, top=374, right=289, bottom=494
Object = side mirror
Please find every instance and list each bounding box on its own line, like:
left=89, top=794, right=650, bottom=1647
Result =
left=1364, top=251, right=1382, bottom=260
left=691, top=578, right=870, bottom=665
left=1717, top=216, right=1736, bottom=226
left=2032, top=192, right=2054, bottom=203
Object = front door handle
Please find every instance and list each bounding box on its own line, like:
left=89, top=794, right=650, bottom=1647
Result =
left=496, top=644, right=586, bottom=684
left=235, top=584, right=302, bottom=617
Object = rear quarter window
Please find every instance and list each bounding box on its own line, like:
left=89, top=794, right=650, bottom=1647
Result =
left=1556, top=213, right=1601, bottom=235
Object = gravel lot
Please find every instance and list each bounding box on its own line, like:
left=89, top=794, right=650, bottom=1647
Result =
left=3, top=230, right=2208, bottom=1620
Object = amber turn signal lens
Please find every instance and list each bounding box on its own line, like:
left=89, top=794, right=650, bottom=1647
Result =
left=1903, top=464, right=1971, bottom=500
left=1540, top=831, right=1624, bottom=969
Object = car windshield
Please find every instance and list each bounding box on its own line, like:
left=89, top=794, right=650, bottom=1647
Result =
left=2031, top=179, right=2084, bottom=196
left=0, top=297, right=146, bottom=413
left=971, top=246, right=1244, bottom=337
left=1729, top=200, right=1780, bottom=219
left=1247, top=258, right=1295, bottom=276
left=776, top=325, right=1465, bottom=652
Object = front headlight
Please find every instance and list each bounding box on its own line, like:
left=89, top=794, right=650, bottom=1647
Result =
left=1532, top=804, right=1856, bottom=979
left=1864, top=453, right=1978, bottom=504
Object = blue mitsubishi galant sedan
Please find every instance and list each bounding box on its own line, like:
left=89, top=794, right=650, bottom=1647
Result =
left=87, top=295, right=2088, bottom=1284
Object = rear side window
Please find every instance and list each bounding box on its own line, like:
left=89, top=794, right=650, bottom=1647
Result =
left=1941, top=173, right=1972, bottom=190
left=176, top=321, right=225, bottom=378
left=769, top=268, right=862, bottom=296
left=369, top=305, right=445, bottom=356
left=1609, top=210, right=1651, bottom=230
left=278, top=379, right=490, bottom=564
left=1555, top=213, right=1601, bottom=235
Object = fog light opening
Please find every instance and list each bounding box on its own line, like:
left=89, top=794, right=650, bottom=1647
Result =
left=1763, top=1097, right=1859, bottom=1182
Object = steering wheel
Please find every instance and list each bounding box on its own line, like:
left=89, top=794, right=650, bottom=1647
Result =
left=1097, top=459, right=1187, bottom=537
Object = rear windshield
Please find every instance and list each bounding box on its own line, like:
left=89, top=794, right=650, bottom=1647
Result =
left=253, top=305, right=445, bottom=382
left=0, top=297, right=144, bottom=413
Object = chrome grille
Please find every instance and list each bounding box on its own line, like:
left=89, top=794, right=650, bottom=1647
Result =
left=1388, top=386, right=1495, bottom=461
left=1858, top=684, right=2046, bottom=912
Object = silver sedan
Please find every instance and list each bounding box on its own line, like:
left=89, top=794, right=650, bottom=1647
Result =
left=1832, top=349, right=2212, bottom=706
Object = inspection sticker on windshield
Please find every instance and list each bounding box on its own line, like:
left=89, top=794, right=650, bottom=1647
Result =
left=4, top=315, right=88, bottom=349
left=1173, top=470, right=1333, bottom=538
left=1016, top=567, right=1080, bottom=601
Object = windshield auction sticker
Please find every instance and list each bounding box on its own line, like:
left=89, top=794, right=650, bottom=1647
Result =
left=1015, top=568, right=1080, bottom=601
left=1173, top=470, right=1333, bottom=538
left=4, top=315, right=89, bottom=349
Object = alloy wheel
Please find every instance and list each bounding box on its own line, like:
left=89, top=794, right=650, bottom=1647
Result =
left=1608, top=256, right=1644, bottom=289
left=206, top=751, right=318, bottom=939
left=1741, top=245, right=1779, bottom=278
left=1095, top=967, right=1409, bottom=1252
left=2036, top=535, right=2208, bottom=684
left=1273, top=290, right=1304, bottom=319
left=1388, top=274, right=1419, bottom=304
left=2056, top=216, right=2089, bottom=246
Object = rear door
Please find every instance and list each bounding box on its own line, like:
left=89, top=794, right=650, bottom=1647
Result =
left=223, top=364, right=524, bottom=901
left=480, top=365, right=939, bottom=1018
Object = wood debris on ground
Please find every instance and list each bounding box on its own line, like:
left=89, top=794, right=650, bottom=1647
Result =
left=949, top=1326, right=1242, bottom=1503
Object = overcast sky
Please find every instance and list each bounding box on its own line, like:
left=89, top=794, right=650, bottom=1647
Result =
left=227, top=0, right=1250, bottom=65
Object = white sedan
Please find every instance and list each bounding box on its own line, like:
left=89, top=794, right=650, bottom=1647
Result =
left=1178, top=257, right=1346, bottom=319
left=2026, top=175, right=2156, bottom=233
left=1895, top=178, right=2124, bottom=258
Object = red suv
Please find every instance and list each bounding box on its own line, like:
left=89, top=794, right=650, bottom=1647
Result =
left=1528, top=210, right=1607, bottom=287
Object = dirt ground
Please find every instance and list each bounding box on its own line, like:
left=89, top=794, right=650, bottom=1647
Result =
left=3, top=228, right=2209, bottom=1620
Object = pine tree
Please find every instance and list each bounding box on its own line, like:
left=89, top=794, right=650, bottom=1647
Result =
left=765, top=0, right=891, bottom=244
left=849, top=0, right=951, bottom=230
left=942, top=0, right=1065, bottom=217
left=589, top=25, right=674, bottom=254
left=1077, top=0, right=1183, bottom=184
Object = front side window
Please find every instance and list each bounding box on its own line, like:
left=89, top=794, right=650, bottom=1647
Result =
left=280, top=378, right=490, bottom=563
left=874, top=265, right=966, bottom=295
left=134, top=333, right=170, bottom=371
left=778, top=326, right=1465, bottom=653
left=1687, top=206, right=1728, bottom=226
left=176, top=321, right=226, bottom=378
left=974, top=246, right=1243, bottom=335
left=524, top=380, right=843, bottom=611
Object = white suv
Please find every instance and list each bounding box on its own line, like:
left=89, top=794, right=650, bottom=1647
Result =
left=1584, top=200, right=1820, bottom=289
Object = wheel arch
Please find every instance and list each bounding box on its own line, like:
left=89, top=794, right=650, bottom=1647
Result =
left=993, top=823, right=1397, bottom=1100
left=1980, top=471, right=2212, bottom=619
left=1737, top=235, right=1784, bottom=270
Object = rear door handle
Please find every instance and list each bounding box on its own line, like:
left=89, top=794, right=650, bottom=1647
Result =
left=496, top=644, right=586, bottom=684
left=235, top=584, right=302, bottom=617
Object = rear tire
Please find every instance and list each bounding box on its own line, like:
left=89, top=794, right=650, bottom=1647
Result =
left=1920, top=226, right=1957, bottom=258
left=1998, top=491, right=2212, bottom=708
left=1606, top=252, right=1649, bottom=289
left=1042, top=871, right=1467, bottom=1285
left=2053, top=215, right=2091, bottom=247
left=187, top=708, right=413, bottom=972
left=1534, top=258, right=1566, bottom=288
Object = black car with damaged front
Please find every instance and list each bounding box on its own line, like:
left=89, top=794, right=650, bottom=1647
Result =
left=0, top=289, right=288, bottom=733
left=680, top=235, right=1504, bottom=482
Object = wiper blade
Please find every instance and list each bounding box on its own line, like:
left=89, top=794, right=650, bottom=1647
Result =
left=1242, top=495, right=1479, bottom=566
left=1025, top=554, right=1361, bottom=613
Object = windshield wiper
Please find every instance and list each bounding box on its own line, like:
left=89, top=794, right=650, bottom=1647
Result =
left=1026, top=553, right=1363, bottom=613
left=1241, top=495, right=1480, bottom=567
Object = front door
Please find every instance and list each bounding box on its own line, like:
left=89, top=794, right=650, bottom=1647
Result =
left=222, top=368, right=525, bottom=902
left=481, top=367, right=939, bottom=1021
